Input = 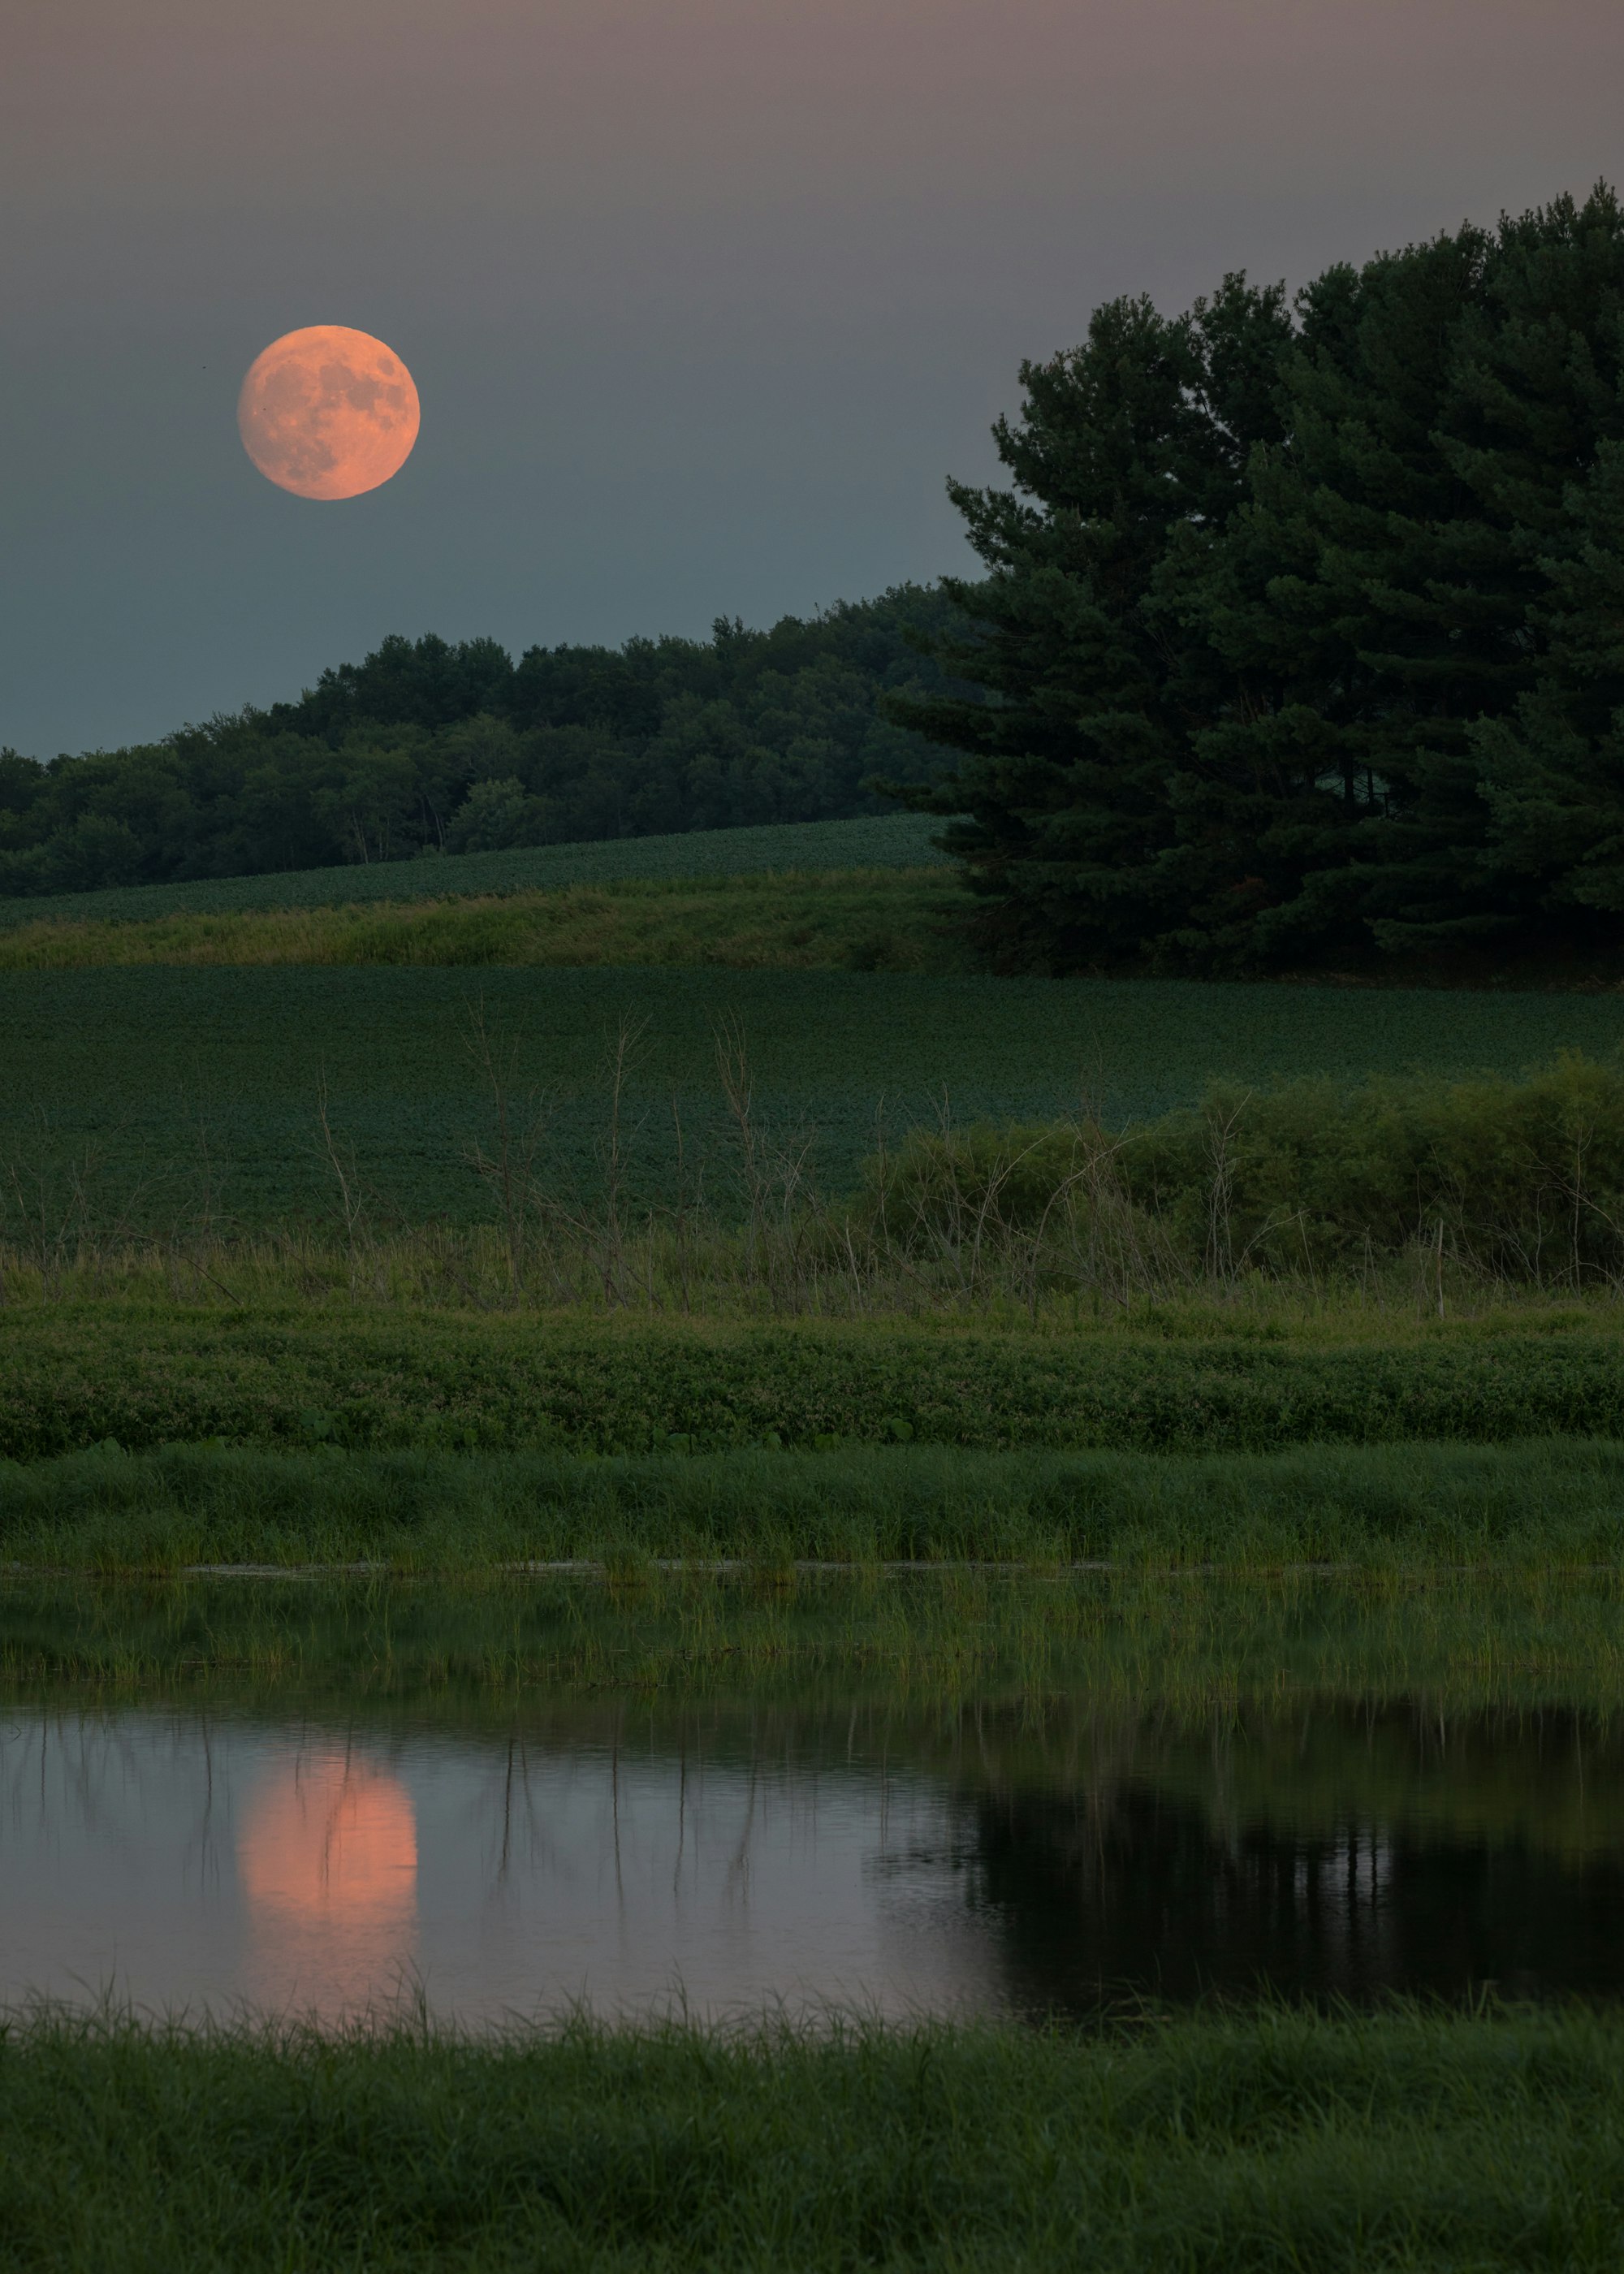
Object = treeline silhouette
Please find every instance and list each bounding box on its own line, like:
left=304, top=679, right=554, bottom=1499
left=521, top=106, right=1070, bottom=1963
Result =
left=892, top=184, right=1624, bottom=974
left=0, top=586, right=966, bottom=896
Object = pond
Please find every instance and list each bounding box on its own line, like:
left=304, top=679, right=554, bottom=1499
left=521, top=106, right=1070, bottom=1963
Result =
left=4, top=1677, right=1623, bottom=2022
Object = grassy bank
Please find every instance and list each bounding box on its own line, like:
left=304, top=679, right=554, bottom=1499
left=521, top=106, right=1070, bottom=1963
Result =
left=2, top=1305, right=1622, bottom=1460
left=3, top=2004, right=1622, bottom=2272
left=0, top=867, right=967, bottom=974
left=6, top=1437, right=1624, bottom=1571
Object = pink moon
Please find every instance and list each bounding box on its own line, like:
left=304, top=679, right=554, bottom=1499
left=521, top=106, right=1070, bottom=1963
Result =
left=237, top=325, right=421, bottom=501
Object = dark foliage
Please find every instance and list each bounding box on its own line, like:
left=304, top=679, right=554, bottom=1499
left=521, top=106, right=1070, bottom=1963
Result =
left=2, top=1309, right=1622, bottom=1460
left=890, top=185, right=1624, bottom=972
left=0, top=589, right=969, bottom=897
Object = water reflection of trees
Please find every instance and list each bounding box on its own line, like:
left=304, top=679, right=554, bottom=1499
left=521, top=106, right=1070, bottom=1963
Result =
left=0, top=1706, right=236, bottom=1904
left=947, top=1703, right=1624, bottom=2009
left=961, top=1785, right=1624, bottom=2008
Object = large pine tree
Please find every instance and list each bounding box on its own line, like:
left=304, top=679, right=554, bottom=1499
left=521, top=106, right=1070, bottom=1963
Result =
left=1171, top=223, right=1502, bottom=965
left=1475, top=440, right=1624, bottom=936
left=897, top=186, right=1624, bottom=972
left=883, top=277, right=1294, bottom=969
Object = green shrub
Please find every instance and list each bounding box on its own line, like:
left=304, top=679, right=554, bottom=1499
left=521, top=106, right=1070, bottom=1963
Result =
left=864, top=1053, right=1624, bottom=1281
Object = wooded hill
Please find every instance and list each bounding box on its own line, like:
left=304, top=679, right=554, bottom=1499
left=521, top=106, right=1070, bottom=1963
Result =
left=0, top=587, right=967, bottom=897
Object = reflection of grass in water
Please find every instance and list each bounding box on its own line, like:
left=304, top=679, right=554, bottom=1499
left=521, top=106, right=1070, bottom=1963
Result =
left=6, top=2000, right=1624, bottom=2268
left=7, top=1566, right=1624, bottom=1722
left=1130, top=1699, right=1624, bottom=1860
left=8, top=1438, right=1624, bottom=1567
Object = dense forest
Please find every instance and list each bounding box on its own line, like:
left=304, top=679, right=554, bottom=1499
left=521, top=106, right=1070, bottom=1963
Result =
left=890, top=183, right=1624, bottom=972
left=0, top=586, right=967, bottom=895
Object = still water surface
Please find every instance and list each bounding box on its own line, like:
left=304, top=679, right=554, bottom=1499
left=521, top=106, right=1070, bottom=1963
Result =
left=4, top=1696, right=1622, bottom=2021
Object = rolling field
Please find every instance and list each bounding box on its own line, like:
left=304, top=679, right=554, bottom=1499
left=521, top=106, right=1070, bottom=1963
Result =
left=3, top=962, right=1623, bottom=1224
left=0, top=867, right=968, bottom=973
left=0, top=812, right=951, bottom=928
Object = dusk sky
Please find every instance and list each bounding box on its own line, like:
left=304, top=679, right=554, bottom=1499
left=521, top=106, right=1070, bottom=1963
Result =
left=6, top=0, right=1623, bottom=759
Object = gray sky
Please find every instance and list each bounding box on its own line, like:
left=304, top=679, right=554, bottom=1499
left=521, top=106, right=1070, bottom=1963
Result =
left=5, top=0, right=1623, bottom=758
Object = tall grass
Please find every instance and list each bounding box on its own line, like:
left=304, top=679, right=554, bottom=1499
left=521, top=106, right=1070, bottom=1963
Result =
left=4, top=2002, right=1623, bottom=2271
left=4, top=1438, right=1624, bottom=1571
left=11, top=1547, right=1624, bottom=1731
left=11, top=1567, right=1624, bottom=1820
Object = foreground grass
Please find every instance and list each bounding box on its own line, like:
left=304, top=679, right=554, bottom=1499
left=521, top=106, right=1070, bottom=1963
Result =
left=0, top=867, right=970, bottom=974
left=3, top=2004, right=1622, bottom=2272
left=6, top=1437, right=1624, bottom=1571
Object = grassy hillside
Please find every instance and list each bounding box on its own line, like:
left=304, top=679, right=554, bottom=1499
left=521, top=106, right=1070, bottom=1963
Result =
left=0, top=867, right=969, bottom=974
left=0, top=812, right=950, bottom=928
left=2, top=964, right=1622, bottom=1225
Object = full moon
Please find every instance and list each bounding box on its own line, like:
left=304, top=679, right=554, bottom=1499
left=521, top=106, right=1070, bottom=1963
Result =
left=237, top=325, right=420, bottom=500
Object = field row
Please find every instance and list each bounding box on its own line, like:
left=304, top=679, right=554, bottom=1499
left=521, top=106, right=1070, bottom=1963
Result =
left=0, top=813, right=950, bottom=927
left=3, top=1308, right=1622, bottom=1463
left=0, top=868, right=965, bottom=973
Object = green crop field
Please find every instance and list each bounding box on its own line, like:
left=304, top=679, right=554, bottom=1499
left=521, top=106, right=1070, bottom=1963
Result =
left=0, top=812, right=951, bottom=929
left=3, top=962, right=1622, bottom=1224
